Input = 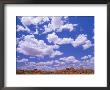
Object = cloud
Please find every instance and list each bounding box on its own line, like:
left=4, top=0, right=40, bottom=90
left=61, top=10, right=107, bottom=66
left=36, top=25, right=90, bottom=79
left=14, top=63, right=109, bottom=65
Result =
left=57, top=24, right=77, bottom=32
left=43, top=24, right=54, bottom=34
left=36, top=61, right=54, bottom=66
left=47, top=32, right=73, bottom=45
left=21, top=16, right=50, bottom=26
left=72, top=34, right=93, bottom=49
left=21, top=17, right=33, bottom=26
left=42, top=17, right=50, bottom=22
left=43, top=16, right=78, bottom=34
left=17, top=58, right=28, bottom=63
left=47, top=32, right=60, bottom=44
left=17, top=25, right=30, bottom=32
left=21, top=16, right=42, bottom=26
left=43, top=16, right=63, bottom=34
left=50, top=51, right=63, bottom=58
left=81, top=56, right=94, bottom=69
left=17, top=56, right=94, bottom=70
left=50, top=16, right=64, bottom=30
left=81, top=55, right=92, bottom=60
left=89, top=57, right=94, bottom=64
left=17, top=60, right=54, bottom=70
left=20, top=16, right=77, bottom=34
left=58, top=38, right=73, bottom=45
left=17, top=35, right=63, bottom=58
left=82, top=40, right=93, bottom=49
left=59, top=56, right=79, bottom=63
left=64, top=16, right=68, bottom=19
left=47, top=33, right=93, bottom=49
left=19, top=16, right=50, bottom=34
left=72, top=34, right=87, bottom=47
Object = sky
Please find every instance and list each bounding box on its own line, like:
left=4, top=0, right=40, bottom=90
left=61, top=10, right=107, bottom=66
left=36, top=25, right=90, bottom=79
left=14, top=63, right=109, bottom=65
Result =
left=16, top=16, right=94, bottom=71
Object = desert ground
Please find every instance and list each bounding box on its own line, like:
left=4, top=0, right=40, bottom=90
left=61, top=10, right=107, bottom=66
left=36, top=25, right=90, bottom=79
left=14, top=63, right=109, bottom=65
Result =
left=16, top=67, right=94, bottom=74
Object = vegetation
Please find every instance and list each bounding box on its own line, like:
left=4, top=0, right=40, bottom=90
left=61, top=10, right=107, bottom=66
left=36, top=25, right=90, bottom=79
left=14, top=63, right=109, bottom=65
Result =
left=16, top=68, right=94, bottom=74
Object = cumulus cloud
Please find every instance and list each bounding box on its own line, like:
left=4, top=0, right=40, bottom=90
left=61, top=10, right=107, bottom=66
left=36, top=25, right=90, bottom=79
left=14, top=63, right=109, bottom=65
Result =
left=59, top=56, right=79, bottom=63
left=58, top=24, right=77, bottom=32
left=43, top=24, right=54, bottom=34
left=21, top=16, right=50, bottom=26
left=51, top=16, right=64, bottom=30
left=58, top=38, right=73, bottom=45
left=17, top=35, right=63, bottom=58
left=72, top=34, right=87, bottom=47
left=43, top=16, right=77, bottom=34
left=21, top=17, right=33, bottom=26
left=17, top=56, right=94, bottom=70
left=47, top=32, right=60, bottom=44
left=20, top=16, right=77, bottom=34
left=42, top=17, right=50, bottom=22
left=50, top=51, right=63, bottom=58
left=47, top=32, right=73, bottom=45
left=82, top=40, right=93, bottom=49
left=81, top=55, right=92, bottom=60
left=72, top=34, right=93, bottom=49
left=17, top=58, right=28, bottom=63
left=47, top=33, right=93, bottom=49
left=42, top=16, right=63, bottom=34
left=36, top=61, right=54, bottom=66
left=19, top=16, right=50, bottom=34
left=17, top=25, right=30, bottom=32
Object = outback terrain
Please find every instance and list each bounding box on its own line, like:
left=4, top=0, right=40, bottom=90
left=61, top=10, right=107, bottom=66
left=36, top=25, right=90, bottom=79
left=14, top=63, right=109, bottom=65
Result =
left=16, top=68, right=94, bottom=74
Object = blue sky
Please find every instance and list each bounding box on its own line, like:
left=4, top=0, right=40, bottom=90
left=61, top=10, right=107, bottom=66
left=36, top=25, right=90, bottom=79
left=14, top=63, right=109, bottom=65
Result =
left=16, top=16, right=94, bottom=70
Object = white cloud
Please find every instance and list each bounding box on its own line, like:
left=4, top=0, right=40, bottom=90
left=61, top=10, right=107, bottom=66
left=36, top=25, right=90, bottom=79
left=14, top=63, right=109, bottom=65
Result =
left=21, top=16, right=42, bottom=26
left=43, top=24, right=53, bottom=34
left=20, top=16, right=78, bottom=34
left=17, top=58, right=28, bottom=63
left=51, top=45, right=60, bottom=49
left=19, top=16, right=51, bottom=34
left=21, top=16, right=33, bottom=26
left=51, top=16, right=63, bottom=30
left=43, top=16, right=63, bottom=33
left=21, top=16, right=50, bottom=26
left=82, top=40, right=93, bottom=49
left=58, top=38, right=73, bottom=45
left=50, top=51, right=63, bottom=58
left=58, top=24, right=77, bottom=32
left=47, top=32, right=60, bottom=44
left=28, top=62, right=36, bottom=66
left=47, top=32, right=73, bottom=45
left=81, top=55, right=92, bottom=60
left=81, top=56, right=94, bottom=69
left=64, top=16, right=68, bottom=19
left=42, top=17, right=50, bottom=22
left=61, top=24, right=74, bottom=31
left=47, top=33, right=93, bottom=49
left=36, top=61, right=54, bottom=66
left=17, top=25, right=30, bottom=32
left=32, top=17, right=43, bottom=25
left=72, top=34, right=87, bottom=47
left=72, top=34, right=93, bottom=49
left=43, top=16, right=78, bottom=34
left=59, top=56, right=79, bottom=63
left=17, top=35, right=62, bottom=58
left=89, top=57, right=94, bottom=64
left=17, top=56, right=94, bottom=70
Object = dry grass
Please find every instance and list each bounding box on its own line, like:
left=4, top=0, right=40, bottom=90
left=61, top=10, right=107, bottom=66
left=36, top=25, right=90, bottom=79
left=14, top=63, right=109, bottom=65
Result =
left=16, top=67, right=94, bottom=74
